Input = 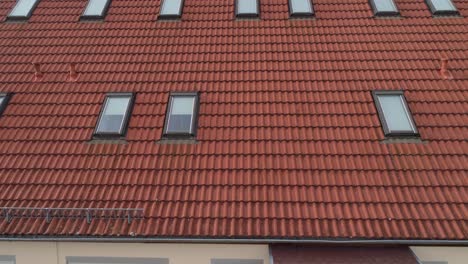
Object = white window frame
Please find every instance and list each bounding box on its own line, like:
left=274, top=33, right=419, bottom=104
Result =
left=372, top=90, right=419, bottom=137
left=369, top=0, right=400, bottom=16
left=7, top=0, right=40, bottom=20
left=93, top=92, right=135, bottom=138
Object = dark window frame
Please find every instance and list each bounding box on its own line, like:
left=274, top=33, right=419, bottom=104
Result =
left=235, top=0, right=260, bottom=18
left=93, top=92, right=135, bottom=139
left=162, top=92, right=200, bottom=139
left=424, top=0, right=459, bottom=16
left=368, top=0, right=400, bottom=17
left=211, top=259, right=263, bottom=264
left=0, top=93, right=12, bottom=117
left=6, top=0, right=41, bottom=21
left=80, top=0, right=112, bottom=21
left=288, top=0, right=314, bottom=18
left=67, top=256, right=169, bottom=264
left=158, top=0, right=185, bottom=20
left=372, top=90, right=419, bottom=137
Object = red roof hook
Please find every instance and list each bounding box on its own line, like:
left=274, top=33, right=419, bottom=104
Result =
left=440, top=58, right=453, bottom=80
left=32, top=62, right=43, bottom=81
left=69, top=63, right=79, bottom=82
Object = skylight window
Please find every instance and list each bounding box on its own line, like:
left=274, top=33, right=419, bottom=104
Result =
left=236, top=0, right=259, bottom=18
left=425, top=0, right=459, bottom=15
left=0, top=93, right=12, bottom=117
left=159, top=0, right=184, bottom=19
left=289, top=0, right=314, bottom=17
left=163, top=92, right=199, bottom=137
left=373, top=91, right=419, bottom=137
left=369, top=0, right=399, bottom=16
left=81, top=0, right=111, bottom=19
left=7, top=0, right=40, bottom=20
left=94, top=93, right=134, bottom=138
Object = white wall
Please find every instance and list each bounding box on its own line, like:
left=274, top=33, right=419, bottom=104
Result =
left=0, top=242, right=269, bottom=264
left=411, top=247, right=468, bottom=264
left=1, top=242, right=467, bottom=264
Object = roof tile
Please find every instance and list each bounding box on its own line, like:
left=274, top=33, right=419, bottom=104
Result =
left=0, top=0, right=466, bottom=240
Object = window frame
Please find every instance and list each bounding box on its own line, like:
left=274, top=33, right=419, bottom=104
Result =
left=163, top=92, right=200, bottom=138
left=372, top=90, right=419, bottom=137
left=158, top=0, right=185, bottom=20
left=93, top=92, right=135, bottom=139
left=6, top=0, right=41, bottom=21
left=368, top=0, right=400, bottom=17
left=235, top=0, right=260, bottom=18
left=80, top=0, right=112, bottom=21
left=288, top=0, right=314, bottom=18
left=0, top=93, right=12, bottom=117
left=424, top=0, right=459, bottom=16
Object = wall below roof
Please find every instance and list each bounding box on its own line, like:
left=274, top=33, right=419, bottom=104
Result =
left=411, top=246, right=468, bottom=264
left=0, top=242, right=467, bottom=264
left=0, top=242, right=270, bottom=264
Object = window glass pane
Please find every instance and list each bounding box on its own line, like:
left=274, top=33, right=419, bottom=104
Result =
left=161, top=0, right=183, bottom=15
left=291, top=0, right=312, bottom=14
left=0, top=256, right=14, bottom=264
left=96, top=97, right=130, bottom=133
left=83, top=0, right=108, bottom=16
left=69, top=258, right=169, bottom=264
left=430, top=0, right=456, bottom=11
left=212, top=260, right=263, bottom=264
left=0, top=97, right=4, bottom=105
left=238, top=0, right=258, bottom=14
left=167, top=96, right=195, bottom=133
left=9, top=0, right=38, bottom=17
left=378, top=95, right=414, bottom=132
left=373, top=0, right=397, bottom=12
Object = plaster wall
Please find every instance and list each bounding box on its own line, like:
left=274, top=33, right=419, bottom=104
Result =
left=0, top=242, right=269, bottom=264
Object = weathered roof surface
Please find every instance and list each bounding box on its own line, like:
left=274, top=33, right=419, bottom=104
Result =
left=0, top=0, right=466, bottom=240
left=271, top=245, right=419, bottom=264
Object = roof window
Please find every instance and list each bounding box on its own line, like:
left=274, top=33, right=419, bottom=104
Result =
left=236, top=0, right=259, bottom=18
left=159, top=0, right=184, bottom=19
left=7, top=0, right=40, bottom=20
left=373, top=91, right=419, bottom=137
left=289, top=0, right=314, bottom=17
left=0, top=93, right=12, bottom=117
left=425, top=0, right=459, bottom=15
left=163, top=92, right=199, bottom=138
left=81, top=0, right=111, bottom=20
left=94, top=93, right=134, bottom=138
left=369, top=0, right=399, bottom=16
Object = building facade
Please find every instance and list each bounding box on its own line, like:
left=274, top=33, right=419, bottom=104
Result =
left=0, top=0, right=466, bottom=263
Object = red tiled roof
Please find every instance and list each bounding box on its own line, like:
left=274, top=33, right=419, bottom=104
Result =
left=271, top=245, right=419, bottom=264
left=0, top=0, right=467, bottom=240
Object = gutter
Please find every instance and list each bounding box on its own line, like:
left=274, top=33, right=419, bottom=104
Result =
left=0, top=237, right=467, bottom=246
